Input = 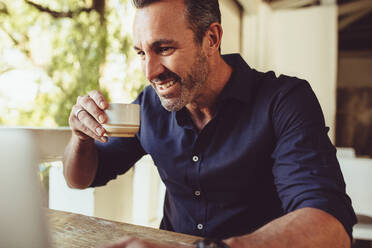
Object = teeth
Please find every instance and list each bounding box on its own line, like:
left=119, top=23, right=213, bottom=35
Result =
left=159, top=80, right=175, bottom=90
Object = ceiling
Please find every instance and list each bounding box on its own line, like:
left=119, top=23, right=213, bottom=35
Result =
left=262, top=0, right=372, bottom=51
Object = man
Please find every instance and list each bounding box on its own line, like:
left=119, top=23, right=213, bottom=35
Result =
left=63, top=0, right=356, bottom=247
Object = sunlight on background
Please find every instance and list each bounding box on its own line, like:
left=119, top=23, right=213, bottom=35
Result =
left=0, top=0, right=145, bottom=127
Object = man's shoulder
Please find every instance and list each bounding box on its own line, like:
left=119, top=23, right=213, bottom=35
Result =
left=223, top=54, right=310, bottom=102
left=235, top=65, right=312, bottom=108
left=255, top=71, right=315, bottom=111
left=253, top=69, right=310, bottom=95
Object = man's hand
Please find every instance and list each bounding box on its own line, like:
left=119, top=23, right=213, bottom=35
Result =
left=103, top=236, right=191, bottom=248
left=63, top=90, right=109, bottom=189
left=69, top=90, right=109, bottom=143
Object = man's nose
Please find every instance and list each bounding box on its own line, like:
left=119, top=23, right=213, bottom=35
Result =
left=144, top=56, right=164, bottom=82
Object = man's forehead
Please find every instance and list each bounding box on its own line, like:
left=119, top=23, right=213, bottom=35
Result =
left=133, top=0, right=187, bottom=29
left=132, top=1, right=190, bottom=48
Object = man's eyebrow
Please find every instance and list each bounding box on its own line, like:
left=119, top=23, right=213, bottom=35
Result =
left=151, top=39, right=177, bottom=48
left=133, top=39, right=178, bottom=51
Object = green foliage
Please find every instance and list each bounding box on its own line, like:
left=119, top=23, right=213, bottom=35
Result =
left=0, top=0, right=147, bottom=127
left=47, top=10, right=110, bottom=126
left=0, top=1, right=8, bottom=15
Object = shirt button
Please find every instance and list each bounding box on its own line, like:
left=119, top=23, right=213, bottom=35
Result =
left=194, top=190, right=201, bottom=196
left=197, top=224, right=203, bottom=230
left=192, top=156, right=199, bottom=162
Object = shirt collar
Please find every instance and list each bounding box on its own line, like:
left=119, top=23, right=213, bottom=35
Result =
left=218, top=53, right=256, bottom=106
left=174, top=108, right=193, bottom=129
left=175, top=53, right=256, bottom=127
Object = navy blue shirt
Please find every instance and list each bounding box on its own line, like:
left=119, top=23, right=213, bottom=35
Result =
left=92, top=54, right=356, bottom=239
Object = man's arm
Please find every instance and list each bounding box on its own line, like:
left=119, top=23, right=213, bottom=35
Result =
left=63, top=90, right=109, bottom=189
left=63, top=135, right=99, bottom=189
left=224, top=207, right=350, bottom=248
left=102, top=208, right=349, bottom=248
left=222, top=80, right=355, bottom=248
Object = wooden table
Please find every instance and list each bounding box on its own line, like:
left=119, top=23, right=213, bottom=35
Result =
left=47, top=209, right=200, bottom=248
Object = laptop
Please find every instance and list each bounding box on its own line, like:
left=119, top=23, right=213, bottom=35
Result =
left=0, top=128, right=50, bottom=248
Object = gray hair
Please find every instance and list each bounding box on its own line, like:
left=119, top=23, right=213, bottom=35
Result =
left=132, top=0, right=221, bottom=44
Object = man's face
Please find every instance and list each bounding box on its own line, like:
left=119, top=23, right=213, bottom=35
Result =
left=133, top=0, right=209, bottom=111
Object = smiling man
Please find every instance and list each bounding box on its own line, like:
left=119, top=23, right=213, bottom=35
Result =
left=63, top=0, right=356, bottom=247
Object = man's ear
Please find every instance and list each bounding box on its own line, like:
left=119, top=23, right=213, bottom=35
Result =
left=203, top=22, right=223, bottom=56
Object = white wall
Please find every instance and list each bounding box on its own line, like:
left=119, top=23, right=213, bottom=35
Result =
left=220, top=0, right=242, bottom=54
left=243, top=4, right=338, bottom=142
left=132, top=155, right=165, bottom=227
left=49, top=164, right=95, bottom=216
left=242, top=3, right=272, bottom=71
left=94, top=168, right=134, bottom=223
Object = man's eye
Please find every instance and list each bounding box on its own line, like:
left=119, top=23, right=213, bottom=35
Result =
left=158, top=47, right=174, bottom=55
left=137, top=51, right=145, bottom=56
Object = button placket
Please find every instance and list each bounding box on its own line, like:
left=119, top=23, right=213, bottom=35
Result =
left=190, top=148, right=204, bottom=234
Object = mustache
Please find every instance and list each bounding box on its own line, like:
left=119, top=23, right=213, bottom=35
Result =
left=151, top=68, right=182, bottom=84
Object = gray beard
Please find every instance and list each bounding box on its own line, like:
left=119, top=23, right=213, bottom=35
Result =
left=158, top=52, right=208, bottom=112
left=159, top=94, right=188, bottom=112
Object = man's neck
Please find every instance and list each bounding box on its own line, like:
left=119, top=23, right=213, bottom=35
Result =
left=186, top=55, right=232, bottom=132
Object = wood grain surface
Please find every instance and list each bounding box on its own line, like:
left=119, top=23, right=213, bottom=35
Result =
left=47, top=209, right=200, bottom=248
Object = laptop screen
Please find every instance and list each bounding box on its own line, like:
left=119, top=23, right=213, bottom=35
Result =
left=0, top=129, right=49, bottom=248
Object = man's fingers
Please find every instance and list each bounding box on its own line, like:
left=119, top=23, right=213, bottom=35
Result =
left=69, top=92, right=109, bottom=143
left=88, top=90, right=109, bottom=110
left=70, top=105, right=107, bottom=143
left=72, top=117, right=107, bottom=143
left=77, top=94, right=107, bottom=124
left=75, top=110, right=106, bottom=140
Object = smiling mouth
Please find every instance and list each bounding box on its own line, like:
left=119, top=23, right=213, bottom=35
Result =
left=158, top=80, right=176, bottom=90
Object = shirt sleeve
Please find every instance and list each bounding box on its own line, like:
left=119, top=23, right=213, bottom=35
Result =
left=271, top=78, right=357, bottom=239
left=90, top=136, right=146, bottom=187
left=90, top=94, right=147, bottom=187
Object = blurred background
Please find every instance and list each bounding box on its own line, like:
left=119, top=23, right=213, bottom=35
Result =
left=0, top=0, right=371, bottom=247
left=0, top=0, right=146, bottom=127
